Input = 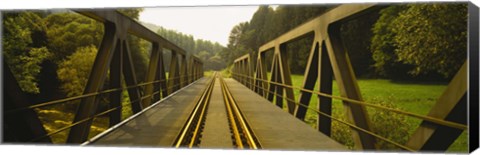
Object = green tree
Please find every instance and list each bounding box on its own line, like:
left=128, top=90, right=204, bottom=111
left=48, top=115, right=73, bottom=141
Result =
left=223, top=22, right=253, bottom=66
left=57, top=45, right=98, bottom=97
left=3, top=12, right=52, bottom=94
left=340, top=10, right=380, bottom=77
left=197, top=50, right=211, bottom=61
left=118, top=9, right=144, bottom=20
left=371, top=4, right=467, bottom=79
left=392, top=3, right=467, bottom=77
left=44, top=13, right=103, bottom=63
left=154, top=23, right=226, bottom=71
left=206, top=54, right=226, bottom=71
left=223, top=5, right=334, bottom=73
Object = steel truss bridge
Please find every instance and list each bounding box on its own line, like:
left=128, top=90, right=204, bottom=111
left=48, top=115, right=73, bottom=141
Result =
left=4, top=3, right=479, bottom=153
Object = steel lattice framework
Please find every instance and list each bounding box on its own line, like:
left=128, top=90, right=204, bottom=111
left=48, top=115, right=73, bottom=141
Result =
left=233, top=3, right=469, bottom=151
left=4, top=10, right=204, bottom=144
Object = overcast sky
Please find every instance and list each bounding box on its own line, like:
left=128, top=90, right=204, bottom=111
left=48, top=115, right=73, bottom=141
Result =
left=139, top=6, right=260, bottom=46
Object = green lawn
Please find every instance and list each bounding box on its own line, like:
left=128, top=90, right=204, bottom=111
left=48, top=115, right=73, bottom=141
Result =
left=204, top=70, right=214, bottom=77
left=265, top=73, right=467, bottom=152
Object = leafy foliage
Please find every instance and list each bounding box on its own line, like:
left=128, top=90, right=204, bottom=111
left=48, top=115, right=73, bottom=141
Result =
left=371, top=4, right=467, bottom=79
left=118, top=8, right=144, bottom=20
left=223, top=5, right=333, bottom=74
left=44, top=13, right=103, bottom=63
left=153, top=24, right=226, bottom=70
left=3, top=12, right=52, bottom=94
left=127, top=35, right=151, bottom=82
left=392, top=4, right=467, bottom=77
left=367, top=99, right=410, bottom=150
left=57, top=45, right=97, bottom=97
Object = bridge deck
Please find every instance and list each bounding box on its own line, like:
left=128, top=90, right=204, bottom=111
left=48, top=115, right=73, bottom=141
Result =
left=199, top=78, right=234, bottom=148
left=87, top=77, right=345, bottom=151
left=89, top=78, right=209, bottom=147
left=224, top=79, right=345, bottom=151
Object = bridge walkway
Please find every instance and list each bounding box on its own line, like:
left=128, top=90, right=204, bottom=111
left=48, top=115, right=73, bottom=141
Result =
left=85, top=77, right=345, bottom=151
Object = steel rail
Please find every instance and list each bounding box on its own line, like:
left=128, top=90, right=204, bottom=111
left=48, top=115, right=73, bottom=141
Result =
left=187, top=75, right=215, bottom=148
left=220, top=75, right=245, bottom=148
left=222, top=83, right=244, bottom=148
left=220, top=75, right=260, bottom=149
left=232, top=73, right=467, bottom=130
left=174, top=73, right=216, bottom=148
left=220, top=73, right=243, bottom=149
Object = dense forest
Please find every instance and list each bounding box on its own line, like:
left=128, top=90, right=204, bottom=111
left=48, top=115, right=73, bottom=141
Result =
left=142, top=22, right=226, bottom=71
left=221, top=3, right=467, bottom=81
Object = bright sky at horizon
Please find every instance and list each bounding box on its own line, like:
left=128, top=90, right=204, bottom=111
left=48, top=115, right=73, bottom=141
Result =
left=139, top=6, right=259, bottom=46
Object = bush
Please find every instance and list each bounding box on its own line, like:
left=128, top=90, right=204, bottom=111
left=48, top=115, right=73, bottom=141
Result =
left=330, top=98, right=410, bottom=150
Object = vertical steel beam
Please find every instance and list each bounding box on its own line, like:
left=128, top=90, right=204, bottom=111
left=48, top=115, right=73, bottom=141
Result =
left=198, top=61, right=202, bottom=79
left=246, top=59, right=250, bottom=86
left=274, top=57, right=284, bottom=108
left=267, top=55, right=278, bottom=102
left=241, top=60, right=243, bottom=82
left=239, top=60, right=244, bottom=84
left=67, top=23, right=117, bottom=143
left=277, top=44, right=296, bottom=114
left=325, top=25, right=376, bottom=150
left=468, top=4, right=479, bottom=152
left=187, top=56, right=193, bottom=84
left=233, top=62, right=236, bottom=80
left=141, top=43, right=161, bottom=108
left=109, top=39, right=123, bottom=127
left=238, top=61, right=241, bottom=82
left=318, top=42, right=333, bottom=136
left=245, top=59, right=249, bottom=88
left=4, top=63, right=52, bottom=143
left=156, top=47, right=168, bottom=99
left=405, top=62, right=467, bottom=151
left=256, top=51, right=268, bottom=97
left=190, top=58, right=196, bottom=82
left=242, top=60, right=246, bottom=85
left=122, top=40, right=143, bottom=113
left=201, top=62, right=204, bottom=77
left=167, top=51, right=179, bottom=94
left=175, top=54, right=182, bottom=90
left=235, top=62, right=238, bottom=80
left=295, top=40, right=320, bottom=120
left=179, top=55, right=187, bottom=88
left=238, top=61, right=242, bottom=83
left=196, top=61, right=199, bottom=80
left=194, top=61, right=198, bottom=80
left=248, top=56, right=254, bottom=90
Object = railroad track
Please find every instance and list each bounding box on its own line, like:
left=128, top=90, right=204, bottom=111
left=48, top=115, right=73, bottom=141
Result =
left=173, top=72, right=261, bottom=149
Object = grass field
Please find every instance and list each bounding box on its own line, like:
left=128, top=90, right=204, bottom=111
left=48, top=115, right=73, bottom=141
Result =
left=256, top=73, right=467, bottom=152
left=204, top=70, right=214, bottom=77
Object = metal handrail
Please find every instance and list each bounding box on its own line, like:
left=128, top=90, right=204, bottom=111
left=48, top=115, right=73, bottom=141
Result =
left=17, top=74, right=202, bottom=142
left=232, top=73, right=467, bottom=130
left=231, top=72, right=467, bottom=151
left=6, top=74, right=200, bottom=115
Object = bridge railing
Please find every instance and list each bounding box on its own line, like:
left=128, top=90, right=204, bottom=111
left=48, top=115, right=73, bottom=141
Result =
left=232, top=4, right=468, bottom=151
left=4, top=10, right=204, bottom=144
